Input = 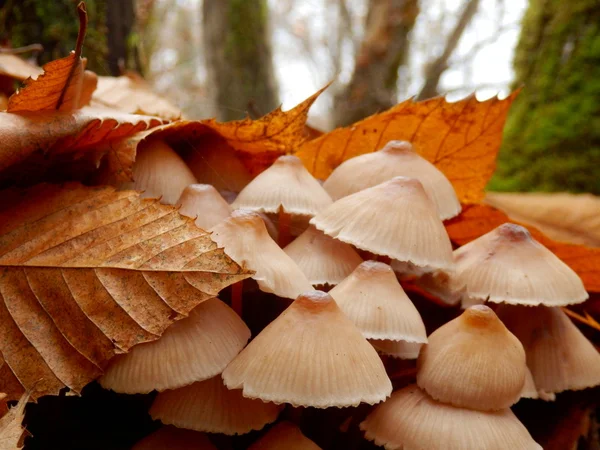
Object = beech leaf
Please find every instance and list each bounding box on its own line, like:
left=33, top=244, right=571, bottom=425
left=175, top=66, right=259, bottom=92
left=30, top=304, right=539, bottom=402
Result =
left=0, top=54, right=42, bottom=83
left=0, top=393, right=28, bottom=450
left=295, top=92, right=519, bottom=204
left=0, top=183, right=250, bottom=401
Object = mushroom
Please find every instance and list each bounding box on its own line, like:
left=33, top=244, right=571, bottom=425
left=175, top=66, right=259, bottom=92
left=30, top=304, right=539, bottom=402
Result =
left=417, top=305, right=526, bottom=411
left=176, top=184, right=231, bottom=230
left=132, top=426, right=216, bottom=450
left=99, top=298, right=250, bottom=394
left=423, top=223, right=588, bottom=308
left=369, top=340, right=423, bottom=360
left=329, top=261, right=427, bottom=348
left=150, top=375, right=282, bottom=435
left=310, top=177, right=453, bottom=272
left=497, top=304, right=600, bottom=398
left=360, top=385, right=542, bottom=450
left=322, top=140, right=461, bottom=220
left=520, top=367, right=540, bottom=400
left=232, top=155, right=332, bottom=245
left=128, top=139, right=198, bottom=205
left=283, top=225, right=363, bottom=287
left=222, top=291, right=392, bottom=408
left=248, top=421, right=321, bottom=450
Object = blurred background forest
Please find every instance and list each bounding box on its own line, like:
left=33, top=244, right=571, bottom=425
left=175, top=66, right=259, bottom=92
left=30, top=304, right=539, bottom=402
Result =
left=1, top=0, right=598, bottom=194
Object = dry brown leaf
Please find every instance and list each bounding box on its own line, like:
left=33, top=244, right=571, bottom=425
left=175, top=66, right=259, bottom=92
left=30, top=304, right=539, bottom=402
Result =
left=295, top=92, right=519, bottom=204
left=0, top=183, right=249, bottom=401
left=486, top=192, right=600, bottom=247
left=100, top=87, right=325, bottom=184
left=445, top=204, right=600, bottom=293
left=93, top=74, right=181, bottom=120
left=0, top=54, right=43, bottom=83
left=0, top=393, right=28, bottom=449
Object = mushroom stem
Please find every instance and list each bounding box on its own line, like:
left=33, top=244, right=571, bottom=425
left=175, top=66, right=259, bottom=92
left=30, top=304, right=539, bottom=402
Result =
left=231, top=280, right=244, bottom=317
left=278, top=208, right=291, bottom=247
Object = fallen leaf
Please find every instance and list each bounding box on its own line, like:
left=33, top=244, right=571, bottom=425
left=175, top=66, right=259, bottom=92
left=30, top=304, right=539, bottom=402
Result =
left=486, top=192, right=600, bottom=247
left=0, top=393, right=29, bottom=449
left=99, top=86, right=326, bottom=184
left=445, top=204, right=600, bottom=293
left=0, top=183, right=250, bottom=401
left=0, top=54, right=43, bottom=83
left=93, top=74, right=181, bottom=120
left=295, top=92, right=519, bottom=204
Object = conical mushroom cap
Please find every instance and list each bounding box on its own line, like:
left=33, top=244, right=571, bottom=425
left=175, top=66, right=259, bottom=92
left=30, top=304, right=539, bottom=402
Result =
left=370, top=340, right=423, bottom=360
left=360, top=385, right=542, bottom=450
left=177, top=184, right=231, bottom=230
left=222, top=291, right=392, bottom=408
left=232, top=155, right=333, bottom=216
left=450, top=223, right=588, bottom=307
left=131, top=139, right=198, bottom=205
left=132, top=426, right=216, bottom=450
left=185, top=141, right=252, bottom=193
left=150, top=375, right=282, bottom=435
left=210, top=210, right=313, bottom=299
left=284, top=225, right=363, bottom=286
left=497, top=304, right=600, bottom=395
left=417, top=305, right=526, bottom=411
left=520, top=367, right=539, bottom=400
left=329, top=261, right=427, bottom=342
left=99, top=298, right=250, bottom=393
left=249, top=422, right=321, bottom=450
left=310, top=177, right=453, bottom=270
left=323, top=140, right=461, bottom=220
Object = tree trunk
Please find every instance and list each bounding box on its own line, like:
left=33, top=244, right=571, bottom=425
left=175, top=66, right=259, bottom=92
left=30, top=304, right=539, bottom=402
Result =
left=106, top=0, right=136, bottom=76
left=202, top=0, right=279, bottom=122
left=491, top=0, right=600, bottom=194
left=333, top=0, right=419, bottom=128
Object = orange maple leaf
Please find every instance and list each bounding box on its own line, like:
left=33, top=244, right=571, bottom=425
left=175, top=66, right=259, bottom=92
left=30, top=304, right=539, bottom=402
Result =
left=295, top=92, right=519, bottom=204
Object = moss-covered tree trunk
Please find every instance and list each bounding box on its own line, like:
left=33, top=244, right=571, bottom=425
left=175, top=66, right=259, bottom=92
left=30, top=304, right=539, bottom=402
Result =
left=202, top=0, right=279, bottom=122
left=492, top=0, right=600, bottom=194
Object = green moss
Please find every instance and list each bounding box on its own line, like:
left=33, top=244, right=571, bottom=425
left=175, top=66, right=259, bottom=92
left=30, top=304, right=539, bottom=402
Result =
left=490, top=0, right=600, bottom=194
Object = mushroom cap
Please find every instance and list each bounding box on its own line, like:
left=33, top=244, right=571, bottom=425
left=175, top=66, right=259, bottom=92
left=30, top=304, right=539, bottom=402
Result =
left=232, top=155, right=333, bottom=216
left=360, top=385, right=542, bottom=450
left=417, top=305, right=526, bottom=411
left=210, top=210, right=313, bottom=299
left=177, top=184, right=231, bottom=230
left=450, top=223, right=588, bottom=307
left=310, top=177, right=453, bottom=270
left=520, top=367, right=539, bottom=400
left=185, top=140, right=252, bottom=193
left=497, top=304, right=600, bottom=395
left=99, top=298, right=250, bottom=394
left=131, top=139, right=198, bottom=205
left=248, top=421, right=321, bottom=450
left=323, top=140, right=461, bottom=220
left=132, top=426, right=216, bottom=450
left=415, top=266, right=466, bottom=306
left=370, top=340, right=423, bottom=360
left=150, top=375, right=282, bottom=435
left=222, top=291, right=392, bottom=408
left=283, top=225, right=363, bottom=286
left=329, top=261, right=427, bottom=342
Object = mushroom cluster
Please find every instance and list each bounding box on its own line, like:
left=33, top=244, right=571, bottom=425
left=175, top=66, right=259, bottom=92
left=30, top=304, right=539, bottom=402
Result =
left=108, top=138, right=595, bottom=449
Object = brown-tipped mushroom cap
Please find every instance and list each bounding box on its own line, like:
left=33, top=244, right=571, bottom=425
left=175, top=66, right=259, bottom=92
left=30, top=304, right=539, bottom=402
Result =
left=417, top=305, right=526, bottom=411
left=449, top=223, right=588, bottom=307
left=130, top=139, right=198, bottom=205
left=310, top=177, right=453, bottom=270
left=370, top=340, right=423, bottom=360
left=210, top=210, right=313, bottom=299
left=497, top=304, right=600, bottom=395
left=132, top=426, right=216, bottom=450
left=283, top=225, right=363, bottom=286
left=222, top=291, right=392, bottom=408
left=177, top=184, right=231, bottom=230
left=329, top=261, right=427, bottom=343
left=360, top=385, right=542, bottom=450
left=99, top=298, right=250, bottom=394
left=150, top=375, right=282, bottom=435
left=248, top=421, right=321, bottom=450
left=323, top=140, right=461, bottom=220
left=232, top=155, right=333, bottom=216
left=185, top=142, right=252, bottom=193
